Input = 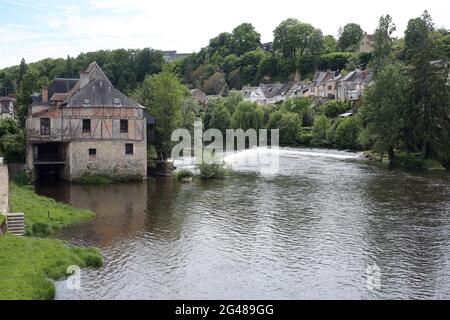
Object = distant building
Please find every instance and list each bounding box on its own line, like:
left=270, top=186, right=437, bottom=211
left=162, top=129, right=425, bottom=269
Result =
left=359, top=32, right=375, bottom=53
left=0, top=97, right=15, bottom=119
left=242, top=83, right=309, bottom=105
left=26, top=62, right=148, bottom=182
left=307, top=70, right=340, bottom=99
left=161, top=50, right=192, bottom=62
left=336, top=69, right=372, bottom=101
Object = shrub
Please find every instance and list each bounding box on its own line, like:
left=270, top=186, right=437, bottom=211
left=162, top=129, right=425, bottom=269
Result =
left=175, top=169, right=195, bottom=181
left=147, top=145, right=158, bottom=169
left=329, top=116, right=362, bottom=150
left=30, top=222, right=53, bottom=236
left=320, top=100, right=349, bottom=119
left=197, top=162, right=227, bottom=180
left=267, top=109, right=301, bottom=145
left=311, top=115, right=331, bottom=146
left=297, top=127, right=314, bottom=145
left=396, top=153, right=426, bottom=169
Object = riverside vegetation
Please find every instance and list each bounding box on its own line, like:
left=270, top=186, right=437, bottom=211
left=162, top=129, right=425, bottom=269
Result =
left=0, top=175, right=102, bottom=300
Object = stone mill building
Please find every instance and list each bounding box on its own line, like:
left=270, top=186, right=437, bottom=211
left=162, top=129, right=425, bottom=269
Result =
left=26, top=62, right=147, bottom=181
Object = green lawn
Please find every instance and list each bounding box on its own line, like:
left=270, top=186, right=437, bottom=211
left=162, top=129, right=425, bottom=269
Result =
left=0, top=235, right=102, bottom=300
left=9, top=182, right=95, bottom=235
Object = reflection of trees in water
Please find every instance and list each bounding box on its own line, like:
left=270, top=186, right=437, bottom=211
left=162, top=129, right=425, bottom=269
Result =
left=361, top=170, right=450, bottom=298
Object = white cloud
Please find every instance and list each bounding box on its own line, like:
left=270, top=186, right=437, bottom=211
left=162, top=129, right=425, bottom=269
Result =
left=0, top=0, right=449, bottom=68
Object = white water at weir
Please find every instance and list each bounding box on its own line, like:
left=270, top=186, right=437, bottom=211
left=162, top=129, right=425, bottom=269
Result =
left=173, top=147, right=364, bottom=174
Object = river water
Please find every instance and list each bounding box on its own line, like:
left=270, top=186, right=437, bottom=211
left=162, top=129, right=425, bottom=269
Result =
left=34, top=148, right=450, bottom=300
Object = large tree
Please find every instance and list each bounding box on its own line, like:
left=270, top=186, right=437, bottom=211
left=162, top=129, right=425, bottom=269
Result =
left=273, top=18, right=324, bottom=59
left=371, top=15, right=396, bottom=76
left=133, top=71, right=186, bottom=160
left=338, top=23, right=364, bottom=52
left=231, top=23, right=261, bottom=56
left=404, top=12, right=450, bottom=160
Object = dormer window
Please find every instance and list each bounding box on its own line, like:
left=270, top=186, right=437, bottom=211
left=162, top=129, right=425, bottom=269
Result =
left=113, top=98, right=121, bottom=106
left=83, top=98, right=90, bottom=106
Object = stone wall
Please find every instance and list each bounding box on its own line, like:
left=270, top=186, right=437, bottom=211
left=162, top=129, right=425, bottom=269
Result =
left=68, top=140, right=147, bottom=181
left=0, top=165, right=9, bottom=214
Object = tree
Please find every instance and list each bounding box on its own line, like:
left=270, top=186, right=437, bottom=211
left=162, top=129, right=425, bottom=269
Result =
left=181, top=96, right=200, bottom=134
left=65, top=55, right=74, bottom=78
left=17, top=58, right=27, bottom=85
left=311, top=115, right=331, bottom=146
left=404, top=12, right=450, bottom=159
left=371, top=15, right=396, bottom=76
left=0, top=119, right=25, bottom=163
left=359, top=63, right=408, bottom=165
left=323, top=35, right=338, bottom=54
left=223, top=90, right=244, bottom=115
left=209, top=105, right=231, bottom=135
left=133, top=71, right=186, bottom=160
left=267, top=110, right=301, bottom=145
left=281, top=97, right=314, bottom=126
left=273, top=19, right=324, bottom=59
left=230, top=101, right=264, bottom=131
left=338, top=23, right=364, bottom=52
left=231, top=23, right=261, bottom=56
left=330, top=116, right=362, bottom=150
left=320, top=100, right=349, bottom=118
left=203, top=72, right=228, bottom=95
left=15, top=66, right=44, bottom=127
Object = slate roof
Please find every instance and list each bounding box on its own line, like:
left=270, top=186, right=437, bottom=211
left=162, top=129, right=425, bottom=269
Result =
left=48, top=78, right=78, bottom=99
left=62, top=62, right=144, bottom=109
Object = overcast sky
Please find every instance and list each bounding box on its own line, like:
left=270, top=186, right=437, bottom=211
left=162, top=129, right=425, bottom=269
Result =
left=0, top=0, right=448, bottom=68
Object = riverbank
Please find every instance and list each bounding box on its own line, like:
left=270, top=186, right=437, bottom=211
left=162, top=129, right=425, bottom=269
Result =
left=9, top=182, right=95, bottom=235
left=0, top=235, right=102, bottom=300
left=0, top=177, right=102, bottom=300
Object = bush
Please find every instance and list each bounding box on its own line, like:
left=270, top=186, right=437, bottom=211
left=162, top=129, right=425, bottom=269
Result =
left=147, top=145, right=158, bottom=169
left=267, top=109, right=301, bottom=145
left=30, top=222, right=53, bottom=236
left=175, top=169, right=195, bottom=181
left=0, top=132, right=26, bottom=164
left=311, top=115, right=331, bottom=146
left=329, top=116, right=362, bottom=150
left=297, top=127, right=314, bottom=145
left=320, top=100, right=349, bottom=119
left=197, top=162, right=227, bottom=180
left=396, top=153, right=426, bottom=169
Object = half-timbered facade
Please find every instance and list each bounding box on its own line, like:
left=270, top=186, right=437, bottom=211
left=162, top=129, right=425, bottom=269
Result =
left=26, top=62, right=147, bottom=181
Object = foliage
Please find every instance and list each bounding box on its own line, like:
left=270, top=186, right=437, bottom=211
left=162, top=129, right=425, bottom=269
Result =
left=329, top=116, right=362, bottom=150
left=320, top=100, right=349, bottom=118
left=0, top=235, right=102, bottom=300
left=197, top=162, right=227, bottom=180
left=11, top=171, right=29, bottom=186
left=338, top=23, right=364, bottom=52
left=133, top=71, right=186, bottom=160
left=230, top=101, right=264, bottom=131
left=297, top=127, right=314, bottom=145
left=311, top=115, right=332, bottom=146
left=9, top=182, right=96, bottom=235
left=0, top=131, right=26, bottom=163
left=267, top=109, right=301, bottom=145
left=147, top=144, right=158, bottom=169
left=174, top=169, right=195, bottom=181
left=74, top=175, right=113, bottom=185
left=318, top=52, right=354, bottom=71
left=209, top=105, right=231, bottom=134
left=370, top=15, right=397, bottom=76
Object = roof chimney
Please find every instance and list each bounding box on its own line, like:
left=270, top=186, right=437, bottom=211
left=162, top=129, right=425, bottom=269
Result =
left=80, top=71, right=89, bottom=89
left=41, top=87, right=48, bottom=104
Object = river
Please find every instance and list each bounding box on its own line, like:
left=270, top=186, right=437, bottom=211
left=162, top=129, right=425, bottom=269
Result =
left=34, top=148, right=450, bottom=300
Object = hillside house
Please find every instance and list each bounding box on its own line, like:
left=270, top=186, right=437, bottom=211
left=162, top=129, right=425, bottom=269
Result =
left=26, top=62, right=148, bottom=182
left=336, top=69, right=372, bottom=101
left=307, top=70, right=340, bottom=99
left=359, top=33, right=375, bottom=53
left=0, top=97, right=15, bottom=119
left=242, top=83, right=304, bottom=105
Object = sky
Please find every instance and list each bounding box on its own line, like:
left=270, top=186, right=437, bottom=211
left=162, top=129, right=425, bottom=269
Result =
left=0, top=0, right=449, bottom=68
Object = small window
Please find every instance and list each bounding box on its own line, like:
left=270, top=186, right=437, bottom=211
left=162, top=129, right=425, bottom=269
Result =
left=83, top=98, right=90, bottom=106
left=89, top=148, right=97, bottom=161
left=125, top=143, right=134, bottom=155
left=120, top=119, right=128, bottom=133
left=113, top=98, right=121, bottom=106
left=82, top=119, right=91, bottom=133
left=328, top=85, right=332, bottom=90
left=40, top=118, right=50, bottom=135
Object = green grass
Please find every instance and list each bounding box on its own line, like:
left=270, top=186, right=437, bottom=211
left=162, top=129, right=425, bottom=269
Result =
left=9, top=182, right=95, bottom=236
left=73, top=175, right=113, bottom=185
left=0, top=235, right=102, bottom=300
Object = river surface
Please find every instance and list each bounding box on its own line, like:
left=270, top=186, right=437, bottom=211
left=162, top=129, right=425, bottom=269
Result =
left=34, top=148, right=450, bottom=300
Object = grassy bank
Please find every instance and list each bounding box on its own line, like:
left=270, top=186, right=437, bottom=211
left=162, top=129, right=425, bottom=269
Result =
left=9, top=182, right=95, bottom=235
left=0, top=235, right=102, bottom=300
